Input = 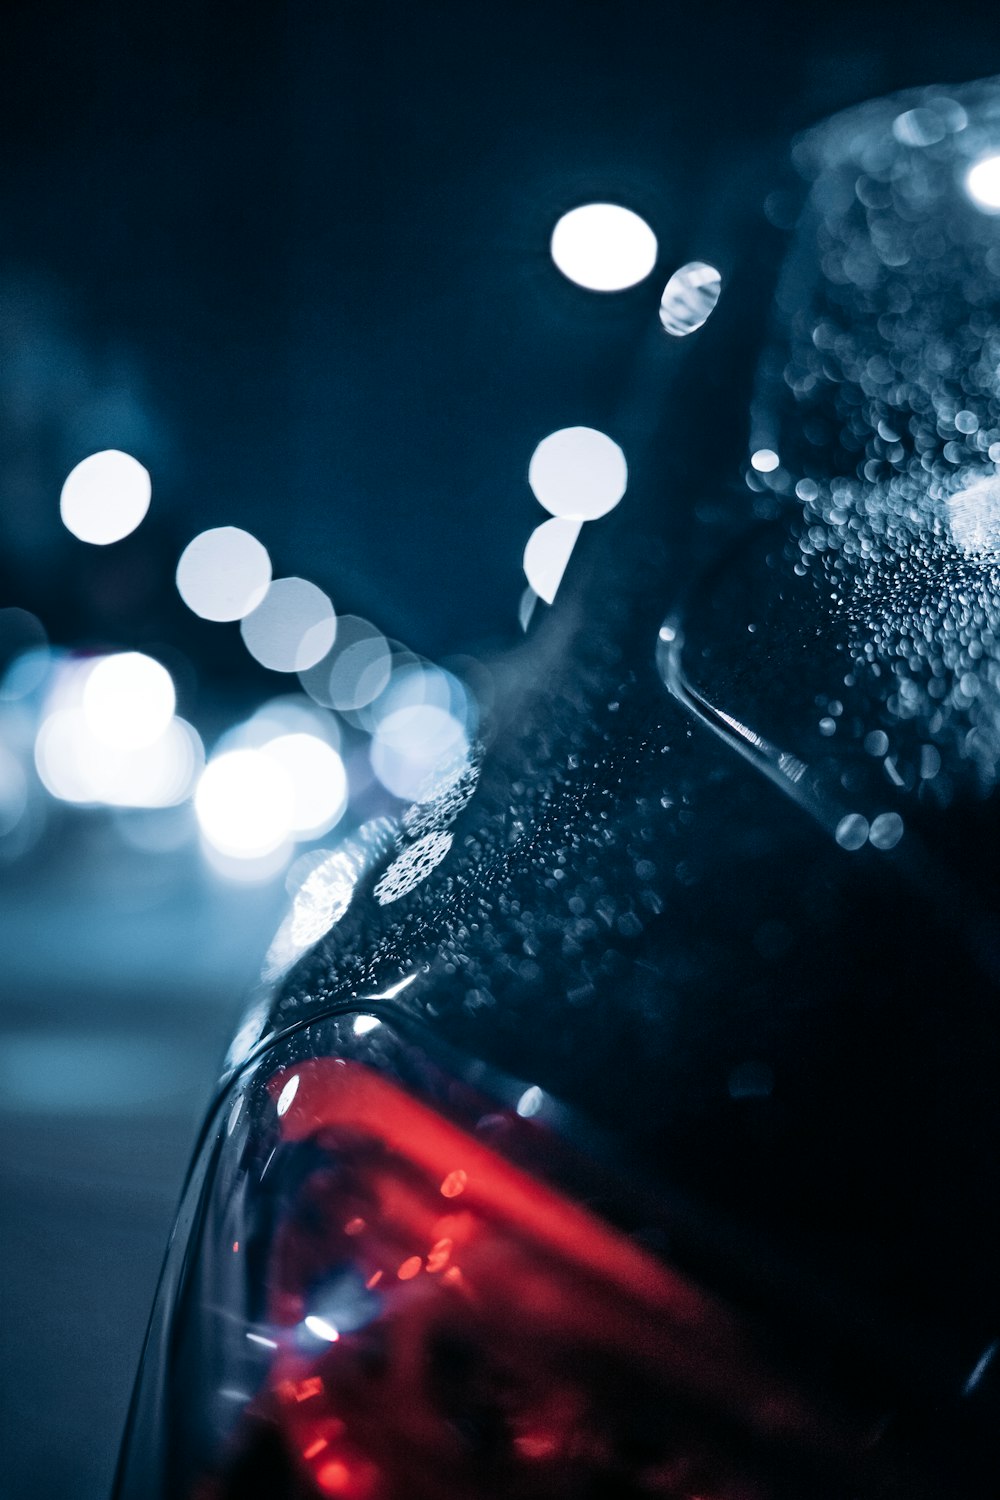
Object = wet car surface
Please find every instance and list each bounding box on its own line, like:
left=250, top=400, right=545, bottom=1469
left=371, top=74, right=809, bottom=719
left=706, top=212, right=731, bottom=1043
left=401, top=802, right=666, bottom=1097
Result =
left=6, top=13, right=1000, bottom=1499
left=118, top=79, right=1000, bottom=1495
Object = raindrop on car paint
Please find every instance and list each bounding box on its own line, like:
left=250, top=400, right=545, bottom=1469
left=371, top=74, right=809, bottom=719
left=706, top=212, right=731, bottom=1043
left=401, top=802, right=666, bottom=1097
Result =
left=835, top=813, right=869, bottom=851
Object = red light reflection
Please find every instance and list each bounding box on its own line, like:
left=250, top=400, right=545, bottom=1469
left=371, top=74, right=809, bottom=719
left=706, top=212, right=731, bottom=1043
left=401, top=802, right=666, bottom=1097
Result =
left=200, top=1061, right=863, bottom=1499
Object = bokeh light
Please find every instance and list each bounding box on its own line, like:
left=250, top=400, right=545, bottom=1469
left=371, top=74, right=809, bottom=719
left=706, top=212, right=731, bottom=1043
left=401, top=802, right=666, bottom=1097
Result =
left=59, top=449, right=151, bottom=545
left=374, top=828, right=454, bottom=904
left=201, top=701, right=347, bottom=852
left=401, top=749, right=481, bottom=840
left=550, top=203, right=657, bottom=291
left=834, top=813, right=869, bottom=852
left=216, top=693, right=342, bottom=757
left=304, top=1315, right=339, bottom=1344
left=966, top=154, right=1000, bottom=211
left=947, top=475, right=1000, bottom=555
left=240, top=578, right=337, bottom=673
left=83, top=652, right=175, bottom=750
left=290, top=848, right=360, bottom=940
left=31, top=653, right=200, bottom=809
left=195, top=748, right=294, bottom=858
left=522, top=516, right=582, bottom=604
left=328, top=637, right=392, bottom=710
left=260, top=733, right=348, bottom=838
left=659, top=261, right=722, bottom=336
left=891, top=98, right=966, bottom=146
left=370, top=704, right=469, bottom=802
left=0, top=646, right=52, bottom=703
left=176, top=526, right=273, bottom=621
left=276, top=1073, right=299, bottom=1116
left=264, top=818, right=396, bottom=977
left=0, top=741, right=28, bottom=836
left=528, top=426, right=627, bottom=520
left=299, top=615, right=391, bottom=710
left=35, top=708, right=202, bottom=808
left=371, top=660, right=474, bottom=737
left=0, top=608, right=47, bottom=685
left=869, top=812, right=904, bottom=851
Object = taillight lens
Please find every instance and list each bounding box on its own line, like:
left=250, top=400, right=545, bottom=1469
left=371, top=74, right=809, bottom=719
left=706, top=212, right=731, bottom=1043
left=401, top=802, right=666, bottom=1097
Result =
left=114, top=1007, right=942, bottom=1500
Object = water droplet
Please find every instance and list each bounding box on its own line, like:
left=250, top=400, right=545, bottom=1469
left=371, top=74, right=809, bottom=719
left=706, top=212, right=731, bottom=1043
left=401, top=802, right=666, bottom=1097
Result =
left=869, top=811, right=904, bottom=850
left=374, top=829, right=453, bottom=905
left=835, top=813, right=869, bottom=851
left=658, top=260, right=722, bottom=336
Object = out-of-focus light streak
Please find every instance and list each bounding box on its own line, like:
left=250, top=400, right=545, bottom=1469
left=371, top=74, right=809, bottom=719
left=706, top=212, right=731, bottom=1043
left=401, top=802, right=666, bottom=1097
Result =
left=303, top=1315, right=339, bottom=1343
left=363, top=972, right=418, bottom=1002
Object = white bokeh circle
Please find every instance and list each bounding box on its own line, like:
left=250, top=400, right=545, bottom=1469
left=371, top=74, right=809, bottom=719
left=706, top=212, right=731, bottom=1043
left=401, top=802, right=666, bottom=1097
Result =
left=60, top=450, right=151, bottom=545
left=550, top=204, right=657, bottom=291
left=240, top=578, right=337, bottom=673
left=528, top=426, right=627, bottom=521
left=176, top=527, right=273, bottom=621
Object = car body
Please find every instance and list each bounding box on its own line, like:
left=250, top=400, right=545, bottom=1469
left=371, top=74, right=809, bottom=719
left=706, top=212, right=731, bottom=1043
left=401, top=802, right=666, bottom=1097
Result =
left=115, top=58, right=1000, bottom=1500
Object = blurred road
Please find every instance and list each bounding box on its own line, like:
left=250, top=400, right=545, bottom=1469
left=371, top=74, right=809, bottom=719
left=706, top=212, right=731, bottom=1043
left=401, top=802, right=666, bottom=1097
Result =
left=0, top=820, right=285, bottom=1500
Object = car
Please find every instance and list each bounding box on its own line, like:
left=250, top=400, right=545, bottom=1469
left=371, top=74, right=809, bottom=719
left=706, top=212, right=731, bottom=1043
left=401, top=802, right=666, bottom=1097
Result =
left=114, top=62, right=1000, bottom=1500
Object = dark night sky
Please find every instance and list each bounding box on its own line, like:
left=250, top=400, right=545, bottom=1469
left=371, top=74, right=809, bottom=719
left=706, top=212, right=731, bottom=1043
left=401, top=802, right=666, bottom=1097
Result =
left=4, top=2, right=1000, bottom=686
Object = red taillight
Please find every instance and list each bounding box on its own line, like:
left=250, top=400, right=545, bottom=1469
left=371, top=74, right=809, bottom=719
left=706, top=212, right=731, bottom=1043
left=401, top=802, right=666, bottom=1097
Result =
left=192, top=1058, right=856, bottom=1499
left=116, top=1010, right=921, bottom=1500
